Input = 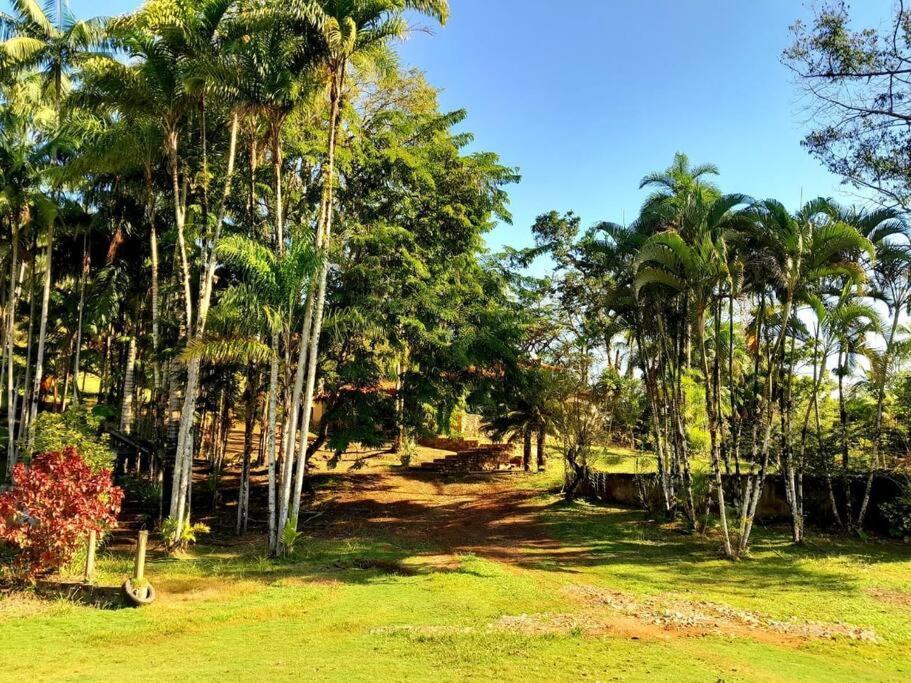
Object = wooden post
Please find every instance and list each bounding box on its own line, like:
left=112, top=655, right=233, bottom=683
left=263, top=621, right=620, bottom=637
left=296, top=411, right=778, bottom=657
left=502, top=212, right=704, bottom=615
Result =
left=133, top=530, right=148, bottom=581
left=83, top=529, right=97, bottom=583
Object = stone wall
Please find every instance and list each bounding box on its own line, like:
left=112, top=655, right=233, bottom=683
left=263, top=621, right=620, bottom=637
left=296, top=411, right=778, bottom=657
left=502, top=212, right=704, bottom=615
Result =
left=574, top=469, right=905, bottom=533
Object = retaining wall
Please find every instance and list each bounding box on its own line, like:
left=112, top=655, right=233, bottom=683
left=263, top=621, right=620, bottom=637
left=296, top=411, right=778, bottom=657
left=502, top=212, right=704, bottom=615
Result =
left=574, top=469, right=905, bottom=533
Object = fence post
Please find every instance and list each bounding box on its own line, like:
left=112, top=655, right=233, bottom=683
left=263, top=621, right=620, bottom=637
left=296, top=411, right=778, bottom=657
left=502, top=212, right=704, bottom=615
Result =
left=83, top=529, right=97, bottom=583
left=134, top=530, right=149, bottom=582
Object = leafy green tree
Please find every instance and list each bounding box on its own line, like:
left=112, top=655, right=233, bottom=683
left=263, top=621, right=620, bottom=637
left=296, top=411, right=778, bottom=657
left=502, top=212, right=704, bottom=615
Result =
left=785, top=2, right=911, bottom=211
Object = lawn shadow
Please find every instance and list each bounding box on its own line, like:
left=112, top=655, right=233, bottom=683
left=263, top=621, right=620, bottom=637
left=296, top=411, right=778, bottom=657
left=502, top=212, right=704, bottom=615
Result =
left=126, top=467, right=911, bottom=604
left=33, top=580, right=134, bottom=610
left=534, top=497, right=911, bottom=599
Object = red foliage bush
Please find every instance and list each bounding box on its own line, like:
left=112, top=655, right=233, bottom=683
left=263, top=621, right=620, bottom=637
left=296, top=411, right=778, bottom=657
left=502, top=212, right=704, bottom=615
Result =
left=0, top=446, right=123, bottom=582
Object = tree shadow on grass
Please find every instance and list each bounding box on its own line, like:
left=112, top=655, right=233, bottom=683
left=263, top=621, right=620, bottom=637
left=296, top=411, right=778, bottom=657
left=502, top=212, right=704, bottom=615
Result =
left=126, top=469, right=911, bottom=602
left=535, top=499, right=911, bottom=600
left=137, top=539, right=477, bottom=593
left=31, top=580, right=134, bottom=610
left=304, top=472, right=910, bottom=598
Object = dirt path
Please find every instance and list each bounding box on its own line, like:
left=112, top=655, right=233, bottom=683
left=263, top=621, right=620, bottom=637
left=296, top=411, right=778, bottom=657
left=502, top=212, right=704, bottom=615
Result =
left=198, top=431, right=883, bottom=648
left=306, top=470, right=571, bottom=566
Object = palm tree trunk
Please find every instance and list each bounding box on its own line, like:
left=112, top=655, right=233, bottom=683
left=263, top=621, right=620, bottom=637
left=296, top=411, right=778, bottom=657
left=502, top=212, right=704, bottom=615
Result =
left=267, top=330, right=280, bottom=554
left=740, top=416, right=774, bottom=553
left=271, top=120, right=284, bottom=254
left=288, top=260, right=330, bottom=531
left=120, top=335, right=137, bottom=434
left=25, top=222, right=53, bottom=452
left=166, top=126, right=194, bottom=332
left=169, top=114, right=240, bottom=535
left=287, top=69, right=345, bottom=535
left=856, top=303, right=902, bottom=529
left=782, top=333, right=802, bottom=543
left=5, top=221, right=19, bottom=479
left=739, top=292, right=794, bottom=553
left=69, top=235, right=89, bottom=408
left=166, top=359, right=182, bottom=444
left=199, top=96, right=209, bottom=251
left=171, top=355, right=199, bottom=530
left=798, top=326, right=822, bottom=473
left=392, top=352, right=405, bottom=452
left=59, top=337, right=72, bottom=413
left=658, top=313, right=691, bottom=521
left=675, top=301, right=696, bottom=525
left=279, top=296, right=315, bottom=530
left=727, top=289, right=740, bottom=476
left=17, top=252, right=36, bottom=442
left=247, top=130, right=258, bottom=227
left=697, top=308, right=733, bottom=558
left=836, top=347, right=854, bottom=529
left=237, top=364, right=257, bottom=535
left=522, top=427, right=532, bottom=471
left=637, top=327, right=671, bottom=513
left=277, top=103, right=339, bottom=527
left=146, top=170, right=160, bottom=392
left=536, top=424, right=547, bottom=471
left=99, top=327, right=111, bottom=403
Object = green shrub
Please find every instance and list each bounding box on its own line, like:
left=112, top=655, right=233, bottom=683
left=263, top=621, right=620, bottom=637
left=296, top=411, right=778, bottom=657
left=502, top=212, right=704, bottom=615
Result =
left=161, top=516, right=210, bottom=551
left=119, top=475, right=162, bottom=508
left=881, top=480, right=911, bottom=540
left=90, top=404, right=118, bottom=422
left=398, top=434, right=417, bottom=467
left=21, top=405, right=116, bottom=472
left=281, top=517, right=302, bottom=555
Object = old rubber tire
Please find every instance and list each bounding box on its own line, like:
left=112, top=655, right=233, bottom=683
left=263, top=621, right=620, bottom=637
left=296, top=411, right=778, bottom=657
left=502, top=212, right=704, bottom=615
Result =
left=122, top=578, right=156, bottom=606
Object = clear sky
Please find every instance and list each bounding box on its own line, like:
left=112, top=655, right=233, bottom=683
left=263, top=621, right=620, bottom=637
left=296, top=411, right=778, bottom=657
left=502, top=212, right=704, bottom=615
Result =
left=20, top=0, right=901, bottom=251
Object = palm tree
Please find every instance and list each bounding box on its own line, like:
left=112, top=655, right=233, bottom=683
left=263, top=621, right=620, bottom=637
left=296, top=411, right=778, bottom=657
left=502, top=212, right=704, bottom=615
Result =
left=736, top=198, right=872, bottom=549
left=2, top=1, right=110, bottom=450
left=851, top=208, right=911, bottom=528
left=196, top=232, right=317, bottom=553
left=0, top=70, right=55, bottom=476
left=484, top=365, right=554, bottom=472
left=68, top=65, right=167, bottom=394
left=577, top=219, right=688, bottom=511
left=639, top=151, right=720, bottom=224
left=111, top=0, right=250, bottom=535
left=635, top=192, right=750, bottom=558
left=208, top=1, right=327, bottom=541
left=77, top=33, right=198, bottom=514
left=629, top=155, right=730, bottom=524
left=826, top=286, right=880, bottom=527
left=0, top=0, right=109, bottom=113
left=799, top=288, right=878, bottom=529
left=215, top=2, right=323, bottom=252
left=108, top=0, right=237, bottom=331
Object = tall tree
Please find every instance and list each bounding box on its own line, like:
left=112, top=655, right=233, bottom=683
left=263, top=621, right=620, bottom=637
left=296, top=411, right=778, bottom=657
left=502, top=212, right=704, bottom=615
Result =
left=785, top=1, right=911, bottom=211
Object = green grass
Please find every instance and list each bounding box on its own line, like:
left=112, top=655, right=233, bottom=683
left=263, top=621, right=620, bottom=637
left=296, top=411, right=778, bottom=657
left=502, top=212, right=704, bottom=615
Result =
left=587, top=444, right=656, bottom=473
left=584, top=444, right=713, bottom=474
left=75, top=373, right=101, bottom=396
left=2, top=483, right=911, bottom=681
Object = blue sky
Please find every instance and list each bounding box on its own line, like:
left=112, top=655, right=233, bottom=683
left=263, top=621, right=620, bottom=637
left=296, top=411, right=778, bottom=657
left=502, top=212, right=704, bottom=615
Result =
left=26, top=1, right=901, bottom=250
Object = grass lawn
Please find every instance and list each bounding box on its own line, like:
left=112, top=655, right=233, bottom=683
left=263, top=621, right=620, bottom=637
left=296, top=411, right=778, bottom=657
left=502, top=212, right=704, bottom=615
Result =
left=2, top=468, right=910, bottom=681
left=586, top=444, right=657, bottom=473
left=584, top=444, right=713, bottom=475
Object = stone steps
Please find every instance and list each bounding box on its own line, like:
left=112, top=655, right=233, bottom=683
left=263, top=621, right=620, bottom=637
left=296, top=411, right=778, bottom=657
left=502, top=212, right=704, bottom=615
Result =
left=416, top=443, right=517, bottom=473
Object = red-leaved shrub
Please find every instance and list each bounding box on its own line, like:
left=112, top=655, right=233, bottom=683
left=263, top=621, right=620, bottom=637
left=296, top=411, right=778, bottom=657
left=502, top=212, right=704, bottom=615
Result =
left=0, top=447, right=123, bottom=582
